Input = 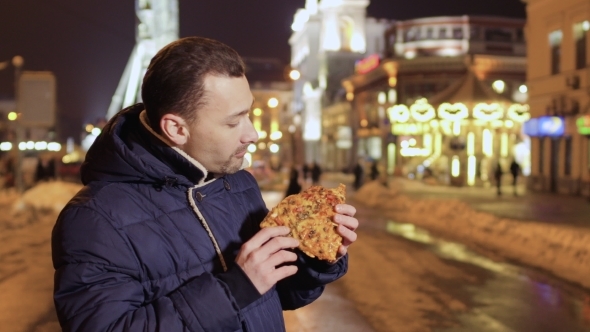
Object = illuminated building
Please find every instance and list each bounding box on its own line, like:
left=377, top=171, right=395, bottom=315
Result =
left=343, top=15, right=528, bottom=186
left=289, top=0, right=391, bottom=169
left=244, top=58, right=295, bottom=170
left=523, top=0, right=590, bottom=196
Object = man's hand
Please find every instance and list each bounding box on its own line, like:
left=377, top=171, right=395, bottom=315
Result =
left=236, top=226, right=299, bottom=295
left=334, top=204, right=358, bottom=260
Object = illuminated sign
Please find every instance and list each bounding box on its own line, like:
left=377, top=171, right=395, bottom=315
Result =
left=410, top=99, right=436, bottom=122
left=523, top=117, right=565, bottom=137
left=472, top=103, right=504, bottom=121
left=438, top=103, right=469, bottom=121
left=388, top=105, right=410, bottom=123
left=507, top=104, right=531, bottom=123
left=392, top=123, right=430, bottom=135
left=577, top=115, right=590, bottom=135
left=355, top=54, right=380, bottom=74
left=539, top=116, right=565, bottom=136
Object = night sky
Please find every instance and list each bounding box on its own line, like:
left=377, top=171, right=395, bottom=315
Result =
left=0, top=0, right=525, bottom=141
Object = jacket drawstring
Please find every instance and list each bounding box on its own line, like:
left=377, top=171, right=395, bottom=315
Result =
left=187, top=186, right=228, bottom=272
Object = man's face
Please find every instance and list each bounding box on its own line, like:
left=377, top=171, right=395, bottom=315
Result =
left=183, top=74, right=258, bottom=175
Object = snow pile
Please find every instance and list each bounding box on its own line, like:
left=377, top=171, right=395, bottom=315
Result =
left=12, top=181, right=82, bottom=215
left=354, top=181, right=590, bottom=289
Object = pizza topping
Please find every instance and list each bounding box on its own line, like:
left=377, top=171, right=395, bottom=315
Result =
left=260, top=183, right=346, bottom=262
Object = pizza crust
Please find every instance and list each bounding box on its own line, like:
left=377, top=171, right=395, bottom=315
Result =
left=260, top=183, right=346, bottom=262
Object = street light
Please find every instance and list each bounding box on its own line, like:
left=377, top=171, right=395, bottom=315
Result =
left=289, top=69, right=301, bottom=81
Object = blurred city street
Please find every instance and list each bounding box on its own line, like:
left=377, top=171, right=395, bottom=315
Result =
left=2, top=0, right=590, bottom=331
left=2, top=175, right=590, bottom=332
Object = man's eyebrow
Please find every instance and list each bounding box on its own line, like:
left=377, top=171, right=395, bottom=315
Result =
left=227, top=100, right=255, bottom=119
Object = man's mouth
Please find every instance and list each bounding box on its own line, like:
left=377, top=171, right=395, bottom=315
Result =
left=235, top=146, right=249, bottom=157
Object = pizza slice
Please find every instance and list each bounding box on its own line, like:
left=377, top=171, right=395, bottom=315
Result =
left=260, top=183, right=346, bottom=262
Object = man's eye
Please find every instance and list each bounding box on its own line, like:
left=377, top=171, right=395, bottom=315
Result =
left=228, top=122, right=239, bottom=128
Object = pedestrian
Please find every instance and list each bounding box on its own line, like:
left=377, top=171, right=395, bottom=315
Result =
left=302, top=163, right=310, bottom=184
left=311, top=161, right=322, bottom=185
left=34, top=158, right=46, bottom=183
left=510, top=159, right=521, bottom=196
left=353, top=160, right=364, bottom=191
left=369, top=160, right=379, bottom=181
left=51, top=37, right=359, bottom=332
left=494, top=161, right=503, bottom=196
left=285, top=166, right=302, bottom=197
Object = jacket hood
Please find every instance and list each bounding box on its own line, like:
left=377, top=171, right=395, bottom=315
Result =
left=81, top=103, right=208, bottom=187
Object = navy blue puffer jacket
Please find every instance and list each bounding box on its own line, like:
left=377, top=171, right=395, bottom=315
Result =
left=52, top=104, right=347, bottom=331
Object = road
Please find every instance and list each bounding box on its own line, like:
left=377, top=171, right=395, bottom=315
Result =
left=1, top=185, right=590, bottom=331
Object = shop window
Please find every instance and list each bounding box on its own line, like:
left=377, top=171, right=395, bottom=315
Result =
left=516, top=28, right=525, bottom=42
left=574, top=21, right=589, bottom=70
left=485, top=28, right=512, bottom=42
left=539, top=137, right=545, bottom=175
left=549, top=30, right=563, bottom=75
left=453, top=27, right=463, bottom=39
left=565, top=137, right=572, bottom=176
left=405, top=28, right=418, bottom=42
left=470, top=26, right=480, bottom=40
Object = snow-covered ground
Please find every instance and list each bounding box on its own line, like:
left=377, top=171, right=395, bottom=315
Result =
left=353, top=181, right=590, bottom=290
left=8, top=181, right=590, bottom=288
left=7, top=179, right=590, bottom=292
left=3, top=179, right=590, bottom=331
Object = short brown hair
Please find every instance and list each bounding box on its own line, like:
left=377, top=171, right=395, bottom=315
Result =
left=141, top=36, right=245, bottom=131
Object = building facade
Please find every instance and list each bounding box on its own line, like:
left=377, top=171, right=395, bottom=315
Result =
left=289, top=0, right=391, bottom=168
left=523, top=0, right=590, bottom=196
left=343, top=16, right=528, bottom=185
left=242, top=58, right=296, bottom=171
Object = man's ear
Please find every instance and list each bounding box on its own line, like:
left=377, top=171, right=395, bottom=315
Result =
left=160, top=114, right=189, bottom=146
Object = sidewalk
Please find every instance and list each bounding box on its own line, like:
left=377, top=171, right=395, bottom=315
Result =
left=393, top=178, right=590, bottom=228
left=319, top=172, right=590, bottom=229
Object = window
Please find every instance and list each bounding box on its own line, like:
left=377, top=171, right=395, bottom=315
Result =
left=439, top=27, right=448, bottom=39
left=453, top=27, right=463, bottom=39
left=516, top=28, right=525, bottom=42
left=574, top=21, right=589, bottom=70
left=564, top=137, right=572, bottom=176
left=549, top=30, right=563, bottom=74
left=425, top=28, right=434, bottom=40
left=485, top=28, right=513, bottom=42
left=470, top=26, right=480, bottom=40
left=405, top=27, right=418, bottom=42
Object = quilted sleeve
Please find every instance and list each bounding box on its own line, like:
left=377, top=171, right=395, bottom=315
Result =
left=52, top=206, right=243, bottom=332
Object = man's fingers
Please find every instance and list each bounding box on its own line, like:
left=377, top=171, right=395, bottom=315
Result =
left=338, top=224, right=357, bottom=246
left=266, top=249, right=298, bottom=268
left=242, top=226, right=291, bottom=253
left=272, top=265, right=298, bottom=280
left=256, top=236, right=299, bottom=259
left=335, top=204, right=356, bottom=217
left=333, top=214, right=359, bottom=231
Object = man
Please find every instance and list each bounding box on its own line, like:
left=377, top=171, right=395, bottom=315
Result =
left=52, top=37, right=358, bottom=332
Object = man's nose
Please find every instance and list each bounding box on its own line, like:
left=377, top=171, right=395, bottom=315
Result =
left=244, top=119, right=259, bottom=143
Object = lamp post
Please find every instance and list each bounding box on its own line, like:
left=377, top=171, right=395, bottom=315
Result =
left=12, top=55, right=24, bottom=193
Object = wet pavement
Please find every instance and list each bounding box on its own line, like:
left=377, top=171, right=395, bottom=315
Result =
left=1, top=176, right=589, bottom=332
left=386, top=220, right=590, bottom=332
left=386, top=177, right=590, bottom=229
left=262, top=191, right=376, bottom=331
left=272, top=174, right=590, bottom=331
